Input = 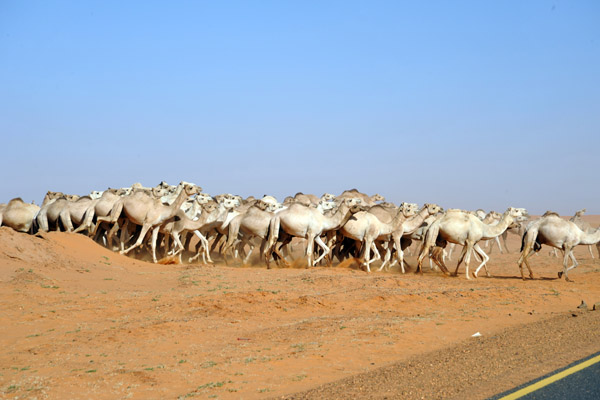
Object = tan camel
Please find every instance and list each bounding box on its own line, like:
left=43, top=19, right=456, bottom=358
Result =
left=222, top=199, right=282, bottom=263
left=518, top=213, right=600, bottom=282
left=73, top=188, right=127, bottom=235
left=337, top=189, right=384, bottom=206
left=388, top=203, right=443, bottom=273
left=569, top=209, right=597, bottom=259
left=159, top=201, right=230, bottom=263
left=0, top=198, right=40, bottom=233
left=417, top=207, right=526, bottom=279
left=35, top=192, right=77, bottom=232
left=264, top=198, right=364, bottom=268
left=98, top=184, right=199, bottom=262
left=340, top=203, right=418, bottom=272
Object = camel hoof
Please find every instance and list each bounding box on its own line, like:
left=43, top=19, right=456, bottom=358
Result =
left=472, top=272, right=478, bottom=279
left=558, top=272, right=563, bottom=279
left=566, top=277, right=573, bottom=282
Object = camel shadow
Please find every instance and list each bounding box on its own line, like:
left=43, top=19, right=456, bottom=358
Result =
left=488, top=275, right=559, bottom=281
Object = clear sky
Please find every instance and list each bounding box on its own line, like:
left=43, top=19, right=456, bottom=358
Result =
left=1, top=1, right=598, bottom=214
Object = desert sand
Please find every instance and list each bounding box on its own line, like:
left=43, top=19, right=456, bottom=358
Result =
left=1, top=216, right=600, bottom=399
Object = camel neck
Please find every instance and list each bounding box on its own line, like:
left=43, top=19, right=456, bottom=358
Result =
left=401, top=207, right=430, bottom=233
left=580, top=227, right=600, bottom=245
left=323, top=205, right=351, bottom=231
left=481, top=212, right=513, bottom=239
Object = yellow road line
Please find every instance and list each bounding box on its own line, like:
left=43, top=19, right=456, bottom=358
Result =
left=499, top=353, right=600, bottom=400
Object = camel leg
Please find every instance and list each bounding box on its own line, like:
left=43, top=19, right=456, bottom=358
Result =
left=431, top=247, right=450, bottom=274
left=502, top=231, right=510, bottom=253
left=59, top=210, right=75, bottom=232
left=416, top=242, right=432, bottom=275
left=558, top=246, right=578, bottom=282
left=121, top=223, right=151, bottom=256
left=447, top=243, right=455, bottom=261
left=495, top=236, right=503, bottom=254
left=243, top=243, right=255, bottom=264
left=487, top=238, right=495, bottom=255
left=391, top=235, right=406, bottom=274
left=150, top=227, right=160, bottom=263
left=462, top=243, right=474, bottom=280
left=313, top=236, right=331, bottom=266
left=366, top=241, right=381, bottom=270
left=453, top=244, right=469, bottom=277
left=472, top=243, right=491, bottom=278
left=305, top=235, right=316, bottom=268
left=188, top=231, right=208, bottom=263
left=517, top=244, right=536, bottom=280
left=378, top=242, right=392, bottom=272
left=172, top=232, right=185, bottom=256
left=588, top=245, right=595, bottom=259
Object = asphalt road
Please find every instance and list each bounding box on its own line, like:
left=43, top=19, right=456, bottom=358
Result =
left=491, top=351, right=600, bottom=400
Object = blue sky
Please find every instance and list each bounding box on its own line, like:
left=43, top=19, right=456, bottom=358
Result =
left=1, top=1, right=598, bottom=214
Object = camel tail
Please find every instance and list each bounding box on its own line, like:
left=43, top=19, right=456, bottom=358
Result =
left=520, top=230, right=527, bottom=252
left=521, top=229, right=542, bottom=253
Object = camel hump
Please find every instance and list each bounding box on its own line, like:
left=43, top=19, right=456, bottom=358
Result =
left=7, top=197, right=24, bottom=204
left=542, top=211, right=560, bottom=217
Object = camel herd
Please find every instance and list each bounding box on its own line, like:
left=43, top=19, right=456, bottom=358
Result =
left=1, top=181, right=599, bottom=282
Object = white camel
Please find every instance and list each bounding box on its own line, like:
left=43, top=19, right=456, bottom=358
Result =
left=518, top=212, right=600, bottom=282
left=265, top=198, right=364, bottom=268
left=417, top=207, right=526, bottom=279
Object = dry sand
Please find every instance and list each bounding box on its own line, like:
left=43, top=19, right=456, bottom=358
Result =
left=1, top=216, right=600, bottom=399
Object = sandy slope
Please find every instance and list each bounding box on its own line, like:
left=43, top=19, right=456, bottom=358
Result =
left=1, top=216, right=600, bottom=399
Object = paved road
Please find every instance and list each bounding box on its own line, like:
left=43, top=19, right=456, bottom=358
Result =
left=491, top=351, right=600, bottom=400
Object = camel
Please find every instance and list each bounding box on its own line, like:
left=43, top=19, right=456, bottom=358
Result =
left=97, top=184, right=200, bottom=263
left=337, top=189, right=384, bottom=207
left=417, top=207, right=526, bottom=279
left=227, top=198, right=337, bottom=264
left=264, top=198, right=364, bottom=268
left=339, top=203, right=418, bottom=272
left=73, top=188, right=128, bottom=236
left=222, top=199, right=282, bottom=263
left=187, top=197, right=240, bottom=263
left=569, top=209, right=597, bottom=259
left=388, top=203, right=444, bottom=273
left=158, top=200, right=232, bottom=263
left=0, top=198, right=41, bottom=233
left=35, top=192, right=78, bottom=232
left=517, top=213, right=600, bottom=282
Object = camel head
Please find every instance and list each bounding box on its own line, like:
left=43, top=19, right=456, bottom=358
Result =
left=575, top=208, right=586, bottom=217
left=183, top=184, right=200, bottom=197
left=151, top=187, right=169, bottom=198
left=157, top=180, right=170, bottom=189
left=342, top=197, right=362, bottom=207
left=318, top=199, right=337, bottom=212
left=371, top=193, right=385, bottom=203
left=65, top=194, right=79, bottom=201
left=220, top=197, right=239, bottom=210
left=195, top=193, right=213, bottom=205
left=473, top=209, right=486, bottom=220
left=425, top=203, right=443, bottom=215
left=118, top=188, right=132, bottom=196
left=320, top=193, right=336, bottom=202
left=397, top=202, right=418, bottom=218
left=45, top=191, right=64, bottom=201
left=201, top=201, right=219, bottom=213
left=505, top=207, right=527, bottom=219
left=349, top=204, right=367, bottom=214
